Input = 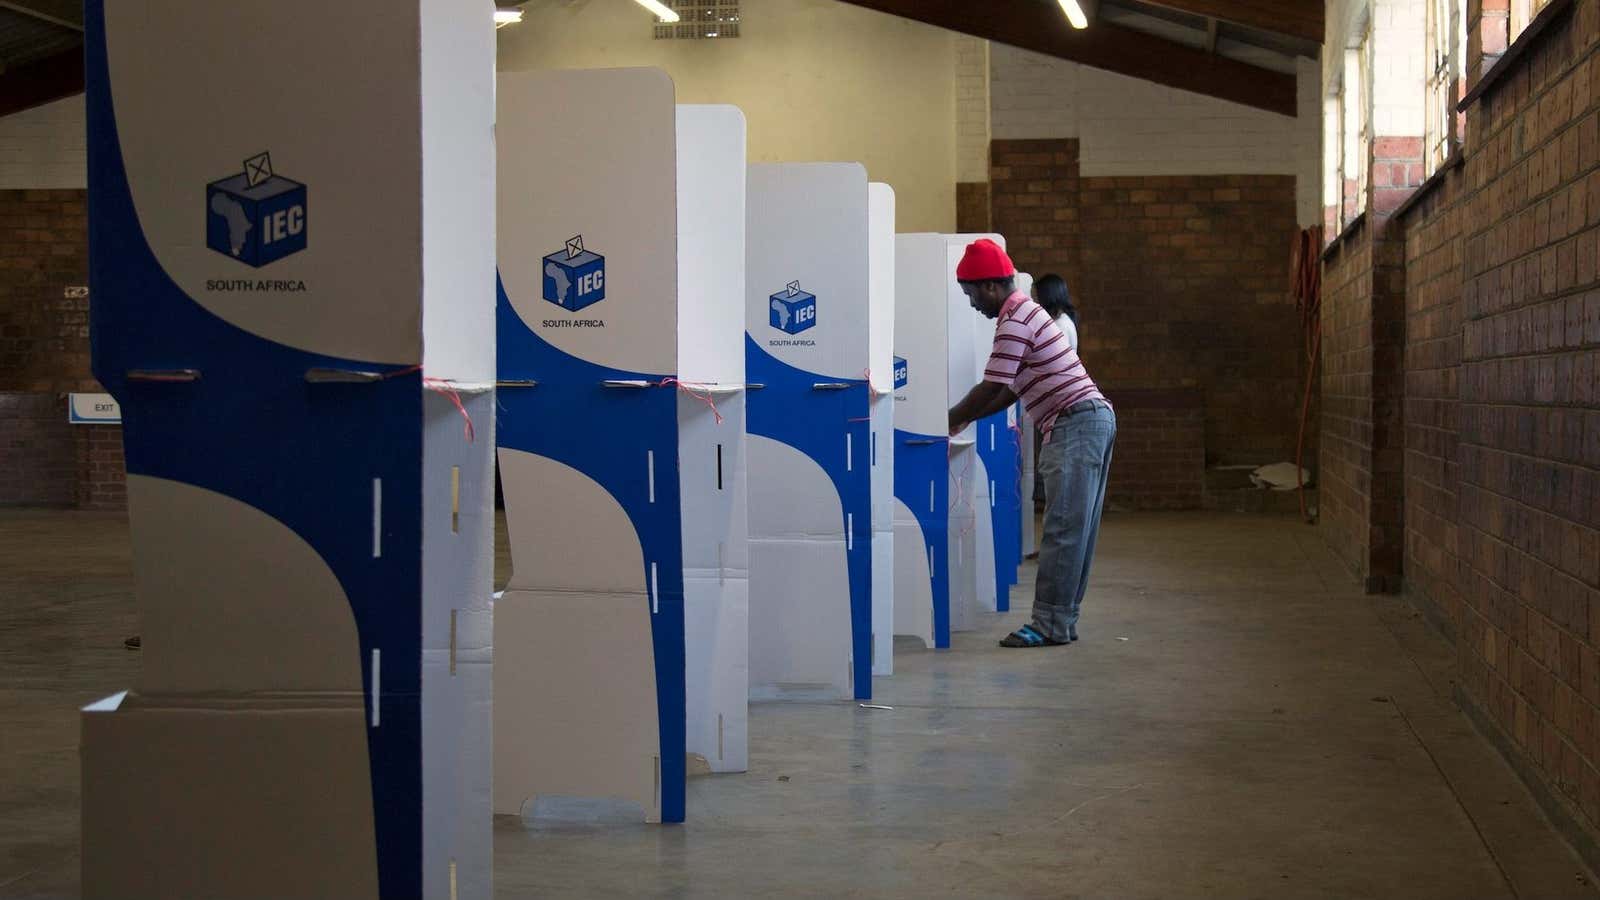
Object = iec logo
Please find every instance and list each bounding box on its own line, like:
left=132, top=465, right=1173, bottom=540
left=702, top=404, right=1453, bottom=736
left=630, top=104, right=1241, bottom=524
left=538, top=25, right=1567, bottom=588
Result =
left=206, top=152, right=307, bottom=268
left=769, top=280, right=817, bottom=335
left=893, top=356, right=908, bottom=390
left=543, top=235, right=606, bottom=311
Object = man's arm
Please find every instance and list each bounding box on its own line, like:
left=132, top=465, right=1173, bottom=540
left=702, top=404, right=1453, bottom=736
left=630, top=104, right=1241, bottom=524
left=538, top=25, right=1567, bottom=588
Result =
left=949, top=380, right=1017, bottom=435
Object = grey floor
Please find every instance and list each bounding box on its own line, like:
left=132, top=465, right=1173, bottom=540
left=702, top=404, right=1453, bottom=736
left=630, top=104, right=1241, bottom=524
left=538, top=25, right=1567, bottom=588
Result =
left=4, top=509, right=1596, bottom=899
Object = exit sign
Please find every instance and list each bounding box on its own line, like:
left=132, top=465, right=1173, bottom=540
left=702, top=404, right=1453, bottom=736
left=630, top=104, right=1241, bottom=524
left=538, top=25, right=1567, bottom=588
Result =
left=68, top=393, right=121, bottom=424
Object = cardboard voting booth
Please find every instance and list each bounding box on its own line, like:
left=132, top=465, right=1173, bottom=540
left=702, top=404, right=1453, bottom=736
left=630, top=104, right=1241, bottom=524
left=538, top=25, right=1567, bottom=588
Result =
left=746, top=163, right=874, bottom=700
left=944, top=235, right=1008, bottom=633
left=80, top=2, right=496, bottom=898
left=868, top=183, right=896, bottom=677
left=677, top=104, right=750, bottom=774
left=971, top=275, right=1026, bottom=613
left=1014, top=273, right=1039, bottom=561
left=891, top=234, right=953, bottom=649
left=495, top=68, right=686, bottom=824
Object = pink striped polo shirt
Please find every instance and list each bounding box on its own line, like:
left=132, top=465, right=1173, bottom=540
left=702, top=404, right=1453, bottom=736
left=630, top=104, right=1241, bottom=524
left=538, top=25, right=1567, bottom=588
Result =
left=983, top=290, right=1106, bottom=434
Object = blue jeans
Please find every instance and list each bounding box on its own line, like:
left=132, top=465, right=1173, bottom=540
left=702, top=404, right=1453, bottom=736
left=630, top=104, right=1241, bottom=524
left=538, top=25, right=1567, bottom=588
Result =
left=1033, top=400, right=1116, bottom=641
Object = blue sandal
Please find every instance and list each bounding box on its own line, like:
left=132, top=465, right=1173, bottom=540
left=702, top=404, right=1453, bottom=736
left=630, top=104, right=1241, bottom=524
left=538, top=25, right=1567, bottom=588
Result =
left=999, top=624, right=1067, bottom=648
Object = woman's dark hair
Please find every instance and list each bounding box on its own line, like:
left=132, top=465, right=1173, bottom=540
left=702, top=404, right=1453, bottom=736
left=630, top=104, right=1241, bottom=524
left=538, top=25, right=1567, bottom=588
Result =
left=1034, top=274, right=1077, bottom=325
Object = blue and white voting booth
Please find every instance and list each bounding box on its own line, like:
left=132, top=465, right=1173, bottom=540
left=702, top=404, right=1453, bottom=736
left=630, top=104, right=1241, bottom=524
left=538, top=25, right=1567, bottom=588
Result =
left=892, top=234, right=953, bottom=649
left=80, top=2, right=496, bottom=898
left=494, top=68, right=687, bottom=824
left=677, top=104, right=751, bottom=774
left=945, top=234, right=1008, bottom=632
left=1015, top=273, right=1039, bottom=561
left=746, top=163, right=874, bottom=701
left=971, top=277, right=1026, bottom=613
left=868, top=183, right=897, bottom=676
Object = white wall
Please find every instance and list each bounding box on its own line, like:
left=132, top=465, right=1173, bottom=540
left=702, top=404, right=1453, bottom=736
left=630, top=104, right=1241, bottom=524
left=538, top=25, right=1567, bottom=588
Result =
left=0, top=96, right=86, bottom=190
left=989, top=44, right=1323, bottom=226
left=954, top=35, right=989, bottom=183
left=1373, top=0, right=1427, bottom=138
left=499, top=0, right=958, bottom=232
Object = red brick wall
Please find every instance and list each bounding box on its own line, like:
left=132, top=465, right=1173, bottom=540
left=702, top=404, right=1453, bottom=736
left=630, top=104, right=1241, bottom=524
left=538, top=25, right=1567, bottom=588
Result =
left=1105, top=390, right=1205, bottom=511
left=0, top=188, right=126, bottom=509
left=1400, top=166, right=1470, bottom=636
left=1448, top=0, right=1600, bottom=827
left=0, top=391, right=74, bottom=506
left=987, top=139, right=1304, bottom=509
left=956, top=181, right=990, bottom=233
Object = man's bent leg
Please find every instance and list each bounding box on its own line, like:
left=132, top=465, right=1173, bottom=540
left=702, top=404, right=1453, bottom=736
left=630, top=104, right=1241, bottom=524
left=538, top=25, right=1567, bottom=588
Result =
left=1030, top=416, right=1101, bottom=642
left=1065, top=407, right=1116, bottom=636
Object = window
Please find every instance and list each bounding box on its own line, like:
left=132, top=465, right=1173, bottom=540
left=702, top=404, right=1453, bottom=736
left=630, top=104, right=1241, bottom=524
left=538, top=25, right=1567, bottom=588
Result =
left=1334, top=27, right=1370, bottom=230
left=653, top=0, right=740, bottom=39
left=1508, top=0, right=1554, bottom=41
left=1424, top=0, right=1466, bottom=173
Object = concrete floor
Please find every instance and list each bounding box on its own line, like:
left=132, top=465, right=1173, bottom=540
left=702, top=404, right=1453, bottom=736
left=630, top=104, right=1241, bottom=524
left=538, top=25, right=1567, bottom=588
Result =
left=3, top=510, right=1596, bottom=899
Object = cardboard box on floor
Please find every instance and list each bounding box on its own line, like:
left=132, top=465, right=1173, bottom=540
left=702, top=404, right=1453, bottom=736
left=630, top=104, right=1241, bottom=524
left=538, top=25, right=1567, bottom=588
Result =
left=494, top=68, right=687, bottom=824
left=746, top=163, right=875, bottom=701
left=891, top=234, right=953, bottom=649
left=867, top=183, right=897, bottom=677
left=79, top=2, right=496, bottom=898
left=676, top=104, right=751, bottom=774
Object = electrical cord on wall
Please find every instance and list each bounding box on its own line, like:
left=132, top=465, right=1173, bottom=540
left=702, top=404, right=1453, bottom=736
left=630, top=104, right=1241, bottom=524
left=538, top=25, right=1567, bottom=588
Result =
left=1291, top=228, right=1323, bottom=524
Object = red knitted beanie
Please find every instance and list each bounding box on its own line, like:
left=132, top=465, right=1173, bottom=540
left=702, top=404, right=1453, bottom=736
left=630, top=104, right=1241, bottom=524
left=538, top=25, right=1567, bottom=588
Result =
left=954, top=238, right=1016, bottom=281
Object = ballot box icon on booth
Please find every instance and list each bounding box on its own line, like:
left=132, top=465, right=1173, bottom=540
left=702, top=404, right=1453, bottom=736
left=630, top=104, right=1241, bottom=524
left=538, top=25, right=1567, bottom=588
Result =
left=894, top=355, right=908, bottom=390
left=543, top=234, right=607, bottom=311
left=205, top=152, right=307, bottom=268
left=769, top=280, right=817, bottom=335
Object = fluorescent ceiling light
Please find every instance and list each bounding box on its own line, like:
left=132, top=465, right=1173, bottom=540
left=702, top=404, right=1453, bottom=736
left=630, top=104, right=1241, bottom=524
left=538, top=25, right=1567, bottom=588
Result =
left=494, top=9, right=524, bottom=26
left=634, top=0, right=681, bottom=23
left=1056, top=0, right=1089, bottom=29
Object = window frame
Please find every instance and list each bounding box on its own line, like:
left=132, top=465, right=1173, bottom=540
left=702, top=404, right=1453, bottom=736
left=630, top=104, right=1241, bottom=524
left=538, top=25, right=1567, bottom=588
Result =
left=1424, top=0, right=1466, bottom=175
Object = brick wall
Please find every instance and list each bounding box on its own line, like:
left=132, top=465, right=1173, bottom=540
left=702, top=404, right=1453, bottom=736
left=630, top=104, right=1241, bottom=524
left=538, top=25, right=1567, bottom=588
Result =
left=989, top=138, right=1305, bottom=508
left=1447, top=0, right=1600, bottom=831
left=1105, top=390, right=1205, bottom=511
left=1400, top=164, right=1469, bottom=636
left=0, top=391, right=74, bottom=506
left=0, top=97, right=86, bottom=190
left=0, top=187, right=125, bottom=509
left=956, top=181, right=990, bottom=233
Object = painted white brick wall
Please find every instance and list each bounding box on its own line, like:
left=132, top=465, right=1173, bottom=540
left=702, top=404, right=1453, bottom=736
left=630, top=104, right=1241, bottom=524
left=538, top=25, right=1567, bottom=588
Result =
left=990, top=44, right=1322, bottom=225
left=1373, top=0, right=1427, bottom=137
left=0, top=96, right=87, bottom=190
left=954, top=35, right=990, bottom=183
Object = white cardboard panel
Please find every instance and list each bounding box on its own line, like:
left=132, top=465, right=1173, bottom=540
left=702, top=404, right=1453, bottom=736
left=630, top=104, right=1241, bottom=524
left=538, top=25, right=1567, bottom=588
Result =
left=420, top=0, right=496, bottom=382
left=949, top=443, right=978, bottom=633
left=677, top=105, right=746, bottom=385
left=685, top=575, right=749, bottom=772
left=745, top=163, right=869, bottom=379
left=973, top=451, right=999, bottom=613
left=103, top=0, right=432, bottom=365
left=868, top=183, right=896, bottom=394
left=679, top=394, right=750, bottom=573
left=497, top=68, right=677, bottom=375
left=493, top=589, right=661, bottom=822
left=498, top=449, right=648, bottom=596
left=746, top=435, right=851, bottom=698
left=82, top=696, right=379, bottom=900
left=891, top=510, right=936, bottom=648
left=128, top=475, right=364, bottom=695
left=892, top=234, right=950, bottom=436
left=870, top=530, right=895, bottom=674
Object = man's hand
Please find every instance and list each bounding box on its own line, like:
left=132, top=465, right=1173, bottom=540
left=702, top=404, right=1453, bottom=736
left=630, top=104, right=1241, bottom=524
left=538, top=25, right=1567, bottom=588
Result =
left=949, top=380, right=1017, bottom=435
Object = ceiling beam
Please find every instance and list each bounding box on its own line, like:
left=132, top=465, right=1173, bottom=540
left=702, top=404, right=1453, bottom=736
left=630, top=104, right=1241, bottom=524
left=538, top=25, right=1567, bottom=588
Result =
left=836, top=0, right=1297, bottom=117
left=0, top=45, right=84, bottom=119
left=1130, top=0, right=1321, bottom=44
left=1204, top=17, right=1219, bottom=53
left=0, top=0, right=83, bottom=30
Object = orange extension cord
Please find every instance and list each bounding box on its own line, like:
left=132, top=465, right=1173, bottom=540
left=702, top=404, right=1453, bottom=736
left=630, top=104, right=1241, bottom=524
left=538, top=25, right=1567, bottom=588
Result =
left=1291, top=228, right=1323, bottom=524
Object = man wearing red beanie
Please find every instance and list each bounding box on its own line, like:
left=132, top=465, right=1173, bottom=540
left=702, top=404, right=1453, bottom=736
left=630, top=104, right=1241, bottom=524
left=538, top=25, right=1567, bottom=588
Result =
left=948, top=238, right=1116, bottom=648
